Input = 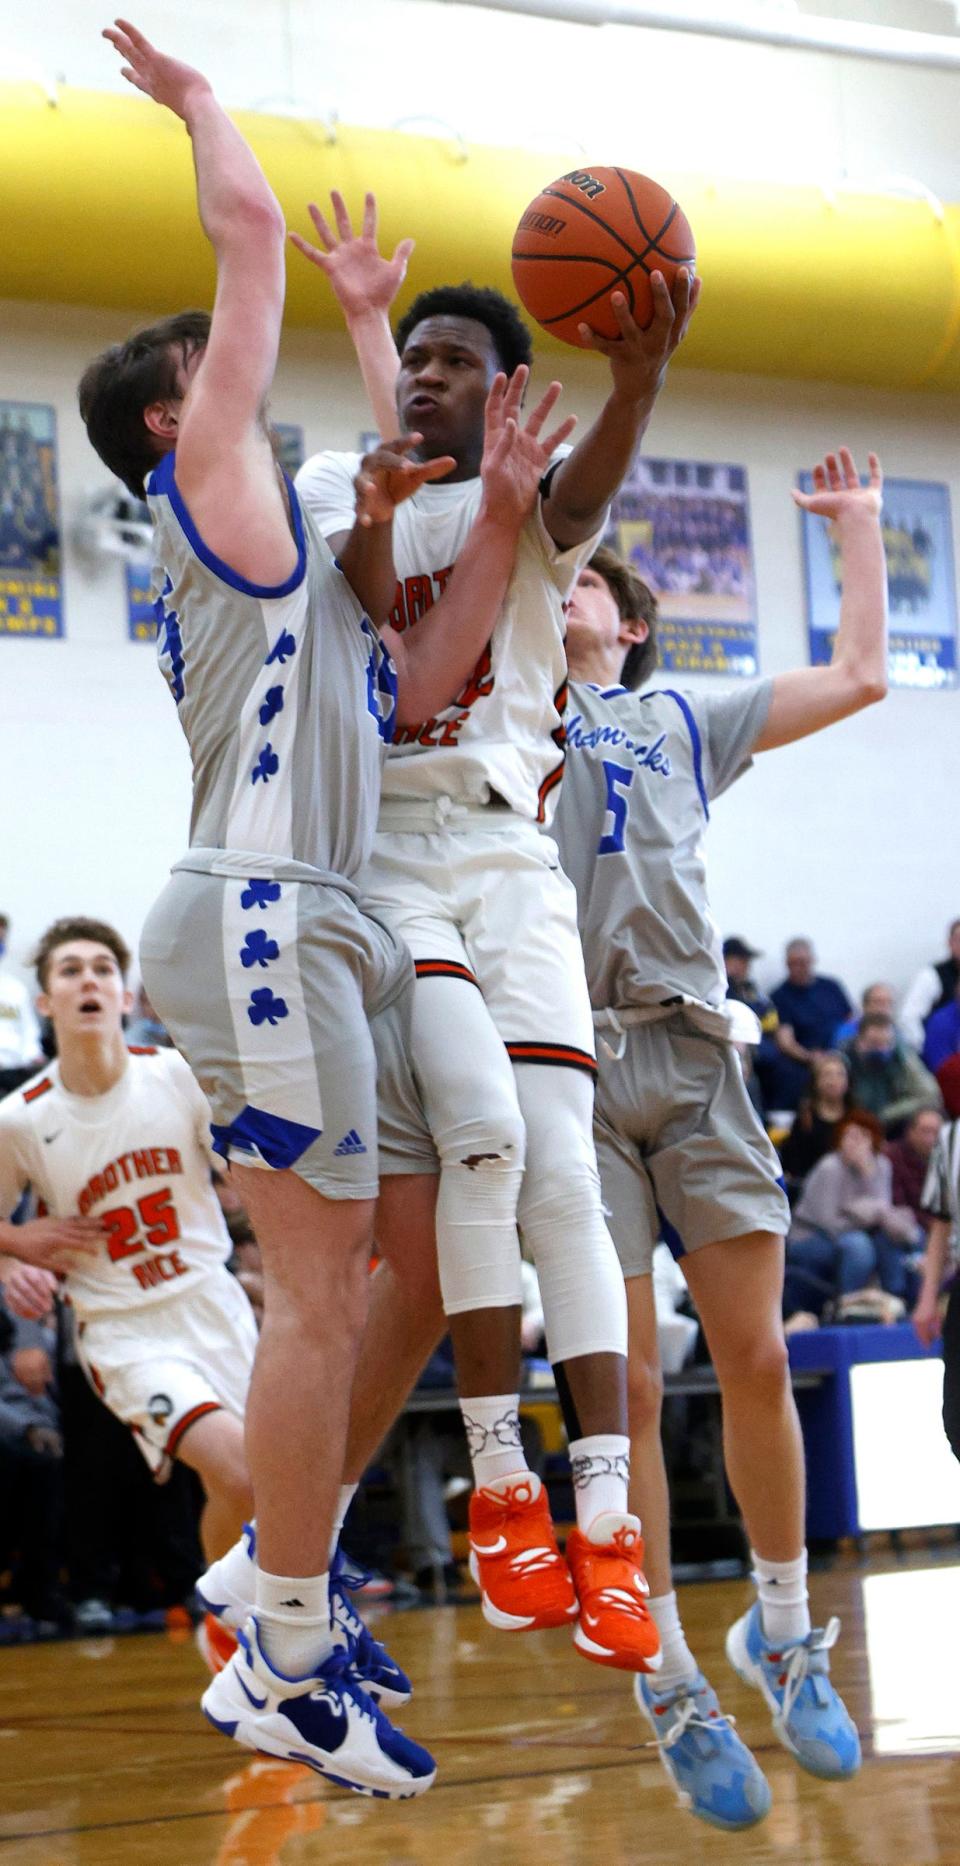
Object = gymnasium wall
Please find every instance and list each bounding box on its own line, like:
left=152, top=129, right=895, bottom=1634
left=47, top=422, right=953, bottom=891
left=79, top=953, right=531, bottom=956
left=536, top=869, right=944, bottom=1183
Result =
left=0, top=295, right=956, bottom=1004
left=1, top=0, right=958, bottom=1002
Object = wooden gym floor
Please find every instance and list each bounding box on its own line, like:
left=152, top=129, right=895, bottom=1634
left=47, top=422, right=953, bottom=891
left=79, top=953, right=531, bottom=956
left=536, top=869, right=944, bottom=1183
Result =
left=1, top=1547, right=958, bottom=1866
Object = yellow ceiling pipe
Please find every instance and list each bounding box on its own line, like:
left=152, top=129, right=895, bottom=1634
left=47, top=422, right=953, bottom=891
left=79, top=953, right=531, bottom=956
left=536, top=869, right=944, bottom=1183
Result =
left=4, top=81, right=960, bottom=392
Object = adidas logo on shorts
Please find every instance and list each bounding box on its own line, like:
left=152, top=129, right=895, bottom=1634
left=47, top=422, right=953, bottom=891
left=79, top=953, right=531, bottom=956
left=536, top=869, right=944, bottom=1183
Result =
left=333, top=1129, right=367, bottom=1157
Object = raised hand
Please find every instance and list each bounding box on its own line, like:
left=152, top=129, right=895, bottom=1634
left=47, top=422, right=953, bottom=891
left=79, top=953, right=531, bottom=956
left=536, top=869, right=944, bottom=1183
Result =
left=576, top=269, right=700, bottom=395
left=103, top=18, right=212, bottom=118
left=792, top=448, right=883, bottom=522
left=480, top=367, right=577, bottom=527
left=354, top=433, right=456, bottom=527
left=290, top=191, right=414, bottom=320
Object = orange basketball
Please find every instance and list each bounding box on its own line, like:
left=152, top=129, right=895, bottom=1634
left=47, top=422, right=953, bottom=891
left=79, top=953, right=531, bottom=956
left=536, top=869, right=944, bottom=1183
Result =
left=511, top=166, right=696, bottom=348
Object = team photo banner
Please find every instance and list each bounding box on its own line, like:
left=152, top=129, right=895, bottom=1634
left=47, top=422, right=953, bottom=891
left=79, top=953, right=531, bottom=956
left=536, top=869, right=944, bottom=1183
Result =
left=800, top=474, right=958, bottom=690
left=606, top=457, right=759, bottom=677
left=0, top=402, right=63, bottom=640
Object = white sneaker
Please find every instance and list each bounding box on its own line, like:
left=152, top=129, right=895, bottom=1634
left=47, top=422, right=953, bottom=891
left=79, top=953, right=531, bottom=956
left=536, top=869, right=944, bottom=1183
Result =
left=196, top=1522, right=256, bottom=1631
left=201, top=1617, right=436, bottom=1799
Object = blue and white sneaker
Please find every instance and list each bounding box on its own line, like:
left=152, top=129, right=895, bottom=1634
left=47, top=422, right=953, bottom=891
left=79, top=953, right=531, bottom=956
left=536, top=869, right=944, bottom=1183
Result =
left=196, top=1521, right=257, bottom=1631
left=201, top=1617, right=435, bottom=1799
left=635, top=1670, right=771, bottom=1830
left=726, top=1605, right=861, bottom=1780
left=330, top=1549, right=412, bottom=1711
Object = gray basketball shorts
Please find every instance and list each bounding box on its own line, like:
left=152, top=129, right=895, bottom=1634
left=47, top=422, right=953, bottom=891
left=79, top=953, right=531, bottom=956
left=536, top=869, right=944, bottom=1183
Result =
left=593, top=1012, right=790, bottom=1278
left=140, top=864, right=418, bottom=1200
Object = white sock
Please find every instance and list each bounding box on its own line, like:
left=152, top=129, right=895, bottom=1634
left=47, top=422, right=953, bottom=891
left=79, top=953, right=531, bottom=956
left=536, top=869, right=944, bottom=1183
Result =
left=329, top=1482, right=358, bottom=1561
left=568, top=1433, right=630, bottom=1533
left=460, top=1393, right=529, bottom=1488
left=255, top=1568, right=333, bottom=1678
left=751, top=1548, right=811, bottom=1645
left=647, top=1591, right=698, bottom=1692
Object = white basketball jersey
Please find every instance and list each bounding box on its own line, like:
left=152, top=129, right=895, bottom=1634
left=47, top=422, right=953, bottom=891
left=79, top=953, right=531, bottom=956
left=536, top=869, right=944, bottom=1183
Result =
left=296, top=451, right=600, bottom=824
left=0, top=1048, right=231, bottom=1321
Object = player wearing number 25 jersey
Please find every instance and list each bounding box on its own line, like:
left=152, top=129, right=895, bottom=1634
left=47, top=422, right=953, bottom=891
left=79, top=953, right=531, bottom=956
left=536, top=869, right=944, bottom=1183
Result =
left=0, top=1032, right=256, bottom=1477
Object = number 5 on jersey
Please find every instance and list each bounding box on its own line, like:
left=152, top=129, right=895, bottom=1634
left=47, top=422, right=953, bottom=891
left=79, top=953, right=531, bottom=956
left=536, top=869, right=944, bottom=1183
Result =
left=599, top=760, right=635, bottom=855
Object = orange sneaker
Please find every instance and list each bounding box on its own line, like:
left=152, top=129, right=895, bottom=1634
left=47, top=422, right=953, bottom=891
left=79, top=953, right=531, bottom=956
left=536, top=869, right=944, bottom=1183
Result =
left=196, top=1611, right=239, bottom=1676
left=468, top=1474, right=578, bottom=1630
left=566, top=1512, right=662, bottom=1672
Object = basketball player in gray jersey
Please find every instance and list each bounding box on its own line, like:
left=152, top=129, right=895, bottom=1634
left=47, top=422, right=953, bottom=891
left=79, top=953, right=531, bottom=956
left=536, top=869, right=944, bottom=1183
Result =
left=553, top=453, right=886, bottom=1826
left=78, top=20, right=572, bottom=1797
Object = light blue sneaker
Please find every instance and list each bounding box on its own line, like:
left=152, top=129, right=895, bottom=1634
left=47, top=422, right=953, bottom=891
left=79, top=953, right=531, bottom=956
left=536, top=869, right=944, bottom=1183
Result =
left=330, top=1549, right=412, bottom=1711
left=726, top=1604, right=861, bottom=1780
left=635, top=1670, right=772, bottom=1830
left=202, top=1617, right=435, bottom=1800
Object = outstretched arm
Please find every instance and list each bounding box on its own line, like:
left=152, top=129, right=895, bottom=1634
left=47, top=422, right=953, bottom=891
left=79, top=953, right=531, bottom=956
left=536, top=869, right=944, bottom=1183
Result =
left=291, top=190, right=408, bottom=439
left=755, top=449, right=887, bottom=752
left=540, top=272, right=700, bottom=550
left=104, top=20, right=292, bottom=584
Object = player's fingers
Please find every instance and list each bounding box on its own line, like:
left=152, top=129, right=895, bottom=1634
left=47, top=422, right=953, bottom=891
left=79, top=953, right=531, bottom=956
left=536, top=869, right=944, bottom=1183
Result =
left=611, top=291, right=642, bottom=340
left=391, top=238, right=415, bottom=272
left=824, top=451, right=843, bottom=490
left=114, top=18, right=152, bottom=52
left=362, top=190, right=378, bottom=240
left=289, top=231, right=330, bottom=270
left=541, top=414, right=577, bottom=456
left=502, top=364, right=529, bottom=420
left=522, top=378, right=562, bottom=437
left=306, top=202, right=338, bottom=251
left=812, top=463, right=828, bottom=490
left=416, top=455, right=456, bottom=483
left=837, top=446, right=860, bottom=488
left=647, top=271, right=675, bottom=326
left=867, top=450, right=883, bottom=489
left=330, top=190, right=354, bottom=242
left=575, top=322, right=613, bottom=355
left=484, top=371, right=507, bottom=426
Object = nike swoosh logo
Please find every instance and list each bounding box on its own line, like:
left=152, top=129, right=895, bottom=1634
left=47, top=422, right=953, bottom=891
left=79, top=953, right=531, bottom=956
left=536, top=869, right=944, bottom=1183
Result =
left=238, top=1673, right=267, bottom=1710
left=470, top=1536, right=508, bottom=1556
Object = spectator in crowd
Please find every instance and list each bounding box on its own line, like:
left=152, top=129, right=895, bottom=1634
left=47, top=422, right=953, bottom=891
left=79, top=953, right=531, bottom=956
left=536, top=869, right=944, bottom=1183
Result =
left=901, top=918, right=960, bottom=1050
left=886, top=1106, right=944, bottom=1240
left=922, top=979, right=960, bottom=1077
left=784, top=1110, right=924, bottom=1318
left=779, top=1051, right=853, bottom=1195
left=0, top=916, right=44, bottom=1096
left=936, top=1051, right=960, bottom=1120
left=841, top=1012, right=942, bottom=1134
left=833, top=981, right=897, bottom=1047
left=0, top=1300, right=67, bottom=1629
left=125, top=983, right=172, bottom=1049
left=723, top=936, right=780, bottom=1111
left=768, top=939, right=852, bottom=1111
left=913, top=1118, right=960, bottom=1467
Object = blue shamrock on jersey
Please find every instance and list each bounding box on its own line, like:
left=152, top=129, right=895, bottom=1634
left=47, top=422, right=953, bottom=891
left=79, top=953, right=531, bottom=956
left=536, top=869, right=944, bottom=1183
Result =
left=241, top=880, right=282, bottom=911
left=259, top=685, right=285, bottom=727
left=265, top=630, right=297, bottom=667
left=247, top=987, right=289, bottom=1027
left=360, top=615, right=398, bottom=743
left=251, top=744, right=279, bottom=785
left=240, top=929, right=279, bottom=970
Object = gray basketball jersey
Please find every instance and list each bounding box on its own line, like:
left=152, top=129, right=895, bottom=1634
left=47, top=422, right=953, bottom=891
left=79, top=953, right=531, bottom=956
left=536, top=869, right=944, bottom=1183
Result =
left=554, top=678, right=772, bottom=1013
left=145, top=451, right=398, bottom=882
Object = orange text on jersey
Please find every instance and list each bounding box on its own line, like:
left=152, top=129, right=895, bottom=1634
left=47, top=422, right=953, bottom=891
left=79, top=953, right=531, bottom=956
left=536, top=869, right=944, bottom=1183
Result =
left=77, top=1147, right=184, bottom=1217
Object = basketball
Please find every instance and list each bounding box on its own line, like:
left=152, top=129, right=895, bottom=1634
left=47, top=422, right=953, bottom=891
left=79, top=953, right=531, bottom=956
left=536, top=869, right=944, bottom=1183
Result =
left=511, top=166, right=696, bottom=347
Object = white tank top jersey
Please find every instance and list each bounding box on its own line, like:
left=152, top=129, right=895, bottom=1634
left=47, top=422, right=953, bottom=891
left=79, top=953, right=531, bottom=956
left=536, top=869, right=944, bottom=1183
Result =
left=295, top=451, right=600, bottom=825
left=0, top=1049, right=232, bottom=1322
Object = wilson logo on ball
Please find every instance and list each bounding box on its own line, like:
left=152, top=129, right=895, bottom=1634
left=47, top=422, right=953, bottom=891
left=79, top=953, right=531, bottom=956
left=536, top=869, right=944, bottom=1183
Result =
left=511, top=165, right=696, bottom=348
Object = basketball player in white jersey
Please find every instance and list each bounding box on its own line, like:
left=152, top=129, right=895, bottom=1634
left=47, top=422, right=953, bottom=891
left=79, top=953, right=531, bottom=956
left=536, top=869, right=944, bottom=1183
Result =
left=0, top=917, right=256, bottom=1567
left=76, top=21, right=572, bottom=1797
left=293, top=193, right=698, bottom=1668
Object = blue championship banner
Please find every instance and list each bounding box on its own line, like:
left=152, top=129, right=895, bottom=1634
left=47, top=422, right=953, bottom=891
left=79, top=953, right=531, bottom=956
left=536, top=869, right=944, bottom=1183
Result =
left=126, top=557, right=156, bottom=642
left=801, top=474, right=958, bottom=690
left=606, top=457, right=758, bottom=677
left=0, top=402, right=63, bottom=639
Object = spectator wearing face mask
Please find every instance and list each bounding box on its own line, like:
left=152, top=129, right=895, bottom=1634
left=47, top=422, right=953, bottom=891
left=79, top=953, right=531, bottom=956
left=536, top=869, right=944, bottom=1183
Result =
left=841, top=1012, right=942, bottom=1135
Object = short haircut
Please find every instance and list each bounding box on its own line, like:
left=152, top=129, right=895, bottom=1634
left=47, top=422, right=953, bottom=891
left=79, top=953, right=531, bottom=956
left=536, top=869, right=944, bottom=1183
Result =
left=78, top=310, right=211, bottom=500
left=34, top=917, right=132, bottom=991
left=906, top=1104, right=942, bottom=1130
left=394, top=284, right=533, bottom=376
left=583, top=545, right=659, bottom=690
left=836, top=1109, right=885, bottom=1152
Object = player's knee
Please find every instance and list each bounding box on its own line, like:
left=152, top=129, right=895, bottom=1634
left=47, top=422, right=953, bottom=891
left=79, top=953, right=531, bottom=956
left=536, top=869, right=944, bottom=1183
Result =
left=627, top=1336, right=664, bottom=1437
left=433, top=1110, right=527, bottom=1177
left=720, top=1328, right=790, bottom=1403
